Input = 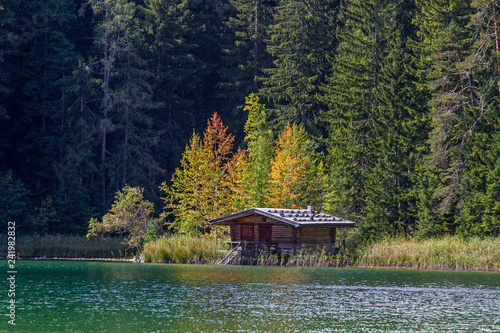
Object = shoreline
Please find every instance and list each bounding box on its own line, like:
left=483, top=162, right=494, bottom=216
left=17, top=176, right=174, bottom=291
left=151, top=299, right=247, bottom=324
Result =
left=4, top=256, right=499, bottom=272
left=2, top=234, right=499, bottom=272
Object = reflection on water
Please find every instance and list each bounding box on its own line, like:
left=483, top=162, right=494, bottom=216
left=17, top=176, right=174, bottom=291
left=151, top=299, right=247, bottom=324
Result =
left=5, top=261, right=500, bottom=332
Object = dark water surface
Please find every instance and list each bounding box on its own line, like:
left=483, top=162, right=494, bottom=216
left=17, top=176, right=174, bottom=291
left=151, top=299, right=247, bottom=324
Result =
left=2, top=260, right=500, bottom=332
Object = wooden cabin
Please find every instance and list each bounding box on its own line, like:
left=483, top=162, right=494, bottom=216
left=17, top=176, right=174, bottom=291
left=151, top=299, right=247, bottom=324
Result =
left=208, top=207, right=355, bottom=264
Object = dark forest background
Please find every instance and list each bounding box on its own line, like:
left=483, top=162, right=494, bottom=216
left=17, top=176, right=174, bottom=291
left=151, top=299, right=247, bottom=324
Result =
left=1, top=0, right=500, bottom=239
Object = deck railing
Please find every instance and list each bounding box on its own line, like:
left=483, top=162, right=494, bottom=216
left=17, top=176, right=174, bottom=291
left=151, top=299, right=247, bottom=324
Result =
left=217, top=242, right=241, bottom=265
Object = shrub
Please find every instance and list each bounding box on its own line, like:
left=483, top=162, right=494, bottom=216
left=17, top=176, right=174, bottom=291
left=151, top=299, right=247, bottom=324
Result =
left=87, top=185, right=160, bottom=248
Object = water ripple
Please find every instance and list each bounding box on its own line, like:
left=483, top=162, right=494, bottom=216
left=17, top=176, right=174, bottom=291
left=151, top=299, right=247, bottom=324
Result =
left=8, top=261, right=500, bottom=332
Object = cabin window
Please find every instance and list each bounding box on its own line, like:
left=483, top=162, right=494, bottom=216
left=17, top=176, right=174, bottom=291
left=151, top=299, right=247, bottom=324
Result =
left=241, top=224, right=254, bottom=241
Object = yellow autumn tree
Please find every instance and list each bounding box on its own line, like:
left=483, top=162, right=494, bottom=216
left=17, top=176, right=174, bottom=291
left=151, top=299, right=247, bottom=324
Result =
left=265, top=123, right=311, bottom=208
left=225, top=149, right=250, bottom=212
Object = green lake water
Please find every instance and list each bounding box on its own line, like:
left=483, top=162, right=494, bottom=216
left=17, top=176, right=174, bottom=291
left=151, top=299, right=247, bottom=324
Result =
left=2, top=260, right=500, bottom=332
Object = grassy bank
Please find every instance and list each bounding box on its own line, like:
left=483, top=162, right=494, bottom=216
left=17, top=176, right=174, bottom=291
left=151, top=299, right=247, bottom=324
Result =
left=0, top=234, right=130, bottom=259
left=357, top=236, right=500, bottom=271
left=142, top=234, right=229, bottom=264
left=7, top=233, right=498, bottom=271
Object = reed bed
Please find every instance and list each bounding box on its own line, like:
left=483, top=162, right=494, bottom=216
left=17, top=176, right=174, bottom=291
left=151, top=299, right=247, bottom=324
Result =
left=257, top=248, right=351, bottom=267
left=142, top=234, right=229, bottom=264
left=358, top=236, right=500, bottom=271
left=0, top=234, right=129, bottom=259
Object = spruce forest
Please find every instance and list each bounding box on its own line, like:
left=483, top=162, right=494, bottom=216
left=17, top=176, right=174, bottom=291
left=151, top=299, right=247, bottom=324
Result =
left=1, top=0, right=500, bottom=241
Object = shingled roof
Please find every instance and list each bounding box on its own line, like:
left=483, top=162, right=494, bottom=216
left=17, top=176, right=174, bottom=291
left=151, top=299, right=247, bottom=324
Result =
left=208, top=208, right=355, bottom=228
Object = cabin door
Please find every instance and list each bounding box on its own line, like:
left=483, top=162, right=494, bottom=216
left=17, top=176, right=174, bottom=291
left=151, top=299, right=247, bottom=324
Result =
left=258, top=225, right=272, bottom=243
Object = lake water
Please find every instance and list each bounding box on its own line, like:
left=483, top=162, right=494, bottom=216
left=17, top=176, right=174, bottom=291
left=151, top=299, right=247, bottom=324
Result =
left=3, top=260, right=500, bottom=332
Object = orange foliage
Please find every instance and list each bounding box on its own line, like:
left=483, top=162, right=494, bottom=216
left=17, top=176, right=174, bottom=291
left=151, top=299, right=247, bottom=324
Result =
left=161, top=112, right=248, bottom=234
left=203, top=112, right=234, bottom=169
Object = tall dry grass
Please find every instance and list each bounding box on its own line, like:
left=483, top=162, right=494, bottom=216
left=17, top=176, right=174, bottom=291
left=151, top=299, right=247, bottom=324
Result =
left=0, top=234, right=129, bottom=258
left=142, top=234, right=229, bottom=264
left=255, top=247, right=351, bottom=267
left=358, top=236, right=500, bottom=271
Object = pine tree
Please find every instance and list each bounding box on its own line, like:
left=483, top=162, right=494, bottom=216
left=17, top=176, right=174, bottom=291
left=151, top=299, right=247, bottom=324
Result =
left=0, top=0, right=91, bottom=232
left=0, top=0, right=20, bottom=168
left=0, top=0, right=14, bottom=122
left=412, top=0, right=477, bottom=235
left=260, top=0, right=338, bottom=134
left=181, top=0, right=234, bottom=128
left=0, top=171, right=28, bottom=228
left=2, top=0, right=81, bottom=194
left=322, top=0, right=391, bottom=222
left=86, top=0, right=162, bottom=207
left=323, top=0, right=428, bottom=237
left=141, top=0, right=204, bottom=175
left=54, top=60, right=101, bottom=226
left=362, top=0, right=428, bottom=236
left=452, top=0, right=500, bottom=236
left=364, top=32, right=427, bottom=236
left=219, top=0, right=276, bottom=101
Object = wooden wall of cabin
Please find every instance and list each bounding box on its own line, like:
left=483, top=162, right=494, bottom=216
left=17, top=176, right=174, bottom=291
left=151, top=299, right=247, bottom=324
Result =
left=226, top=215, right=337, bottom=248
left=271, top=224, right=294, bottom=242
left=300, top=227, right=336, bottom=245
left=227, top=215, right=294, bottom=243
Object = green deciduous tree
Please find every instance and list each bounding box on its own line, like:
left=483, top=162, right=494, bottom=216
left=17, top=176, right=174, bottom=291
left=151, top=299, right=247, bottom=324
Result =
left=243, top=94, right=274, bottom=206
